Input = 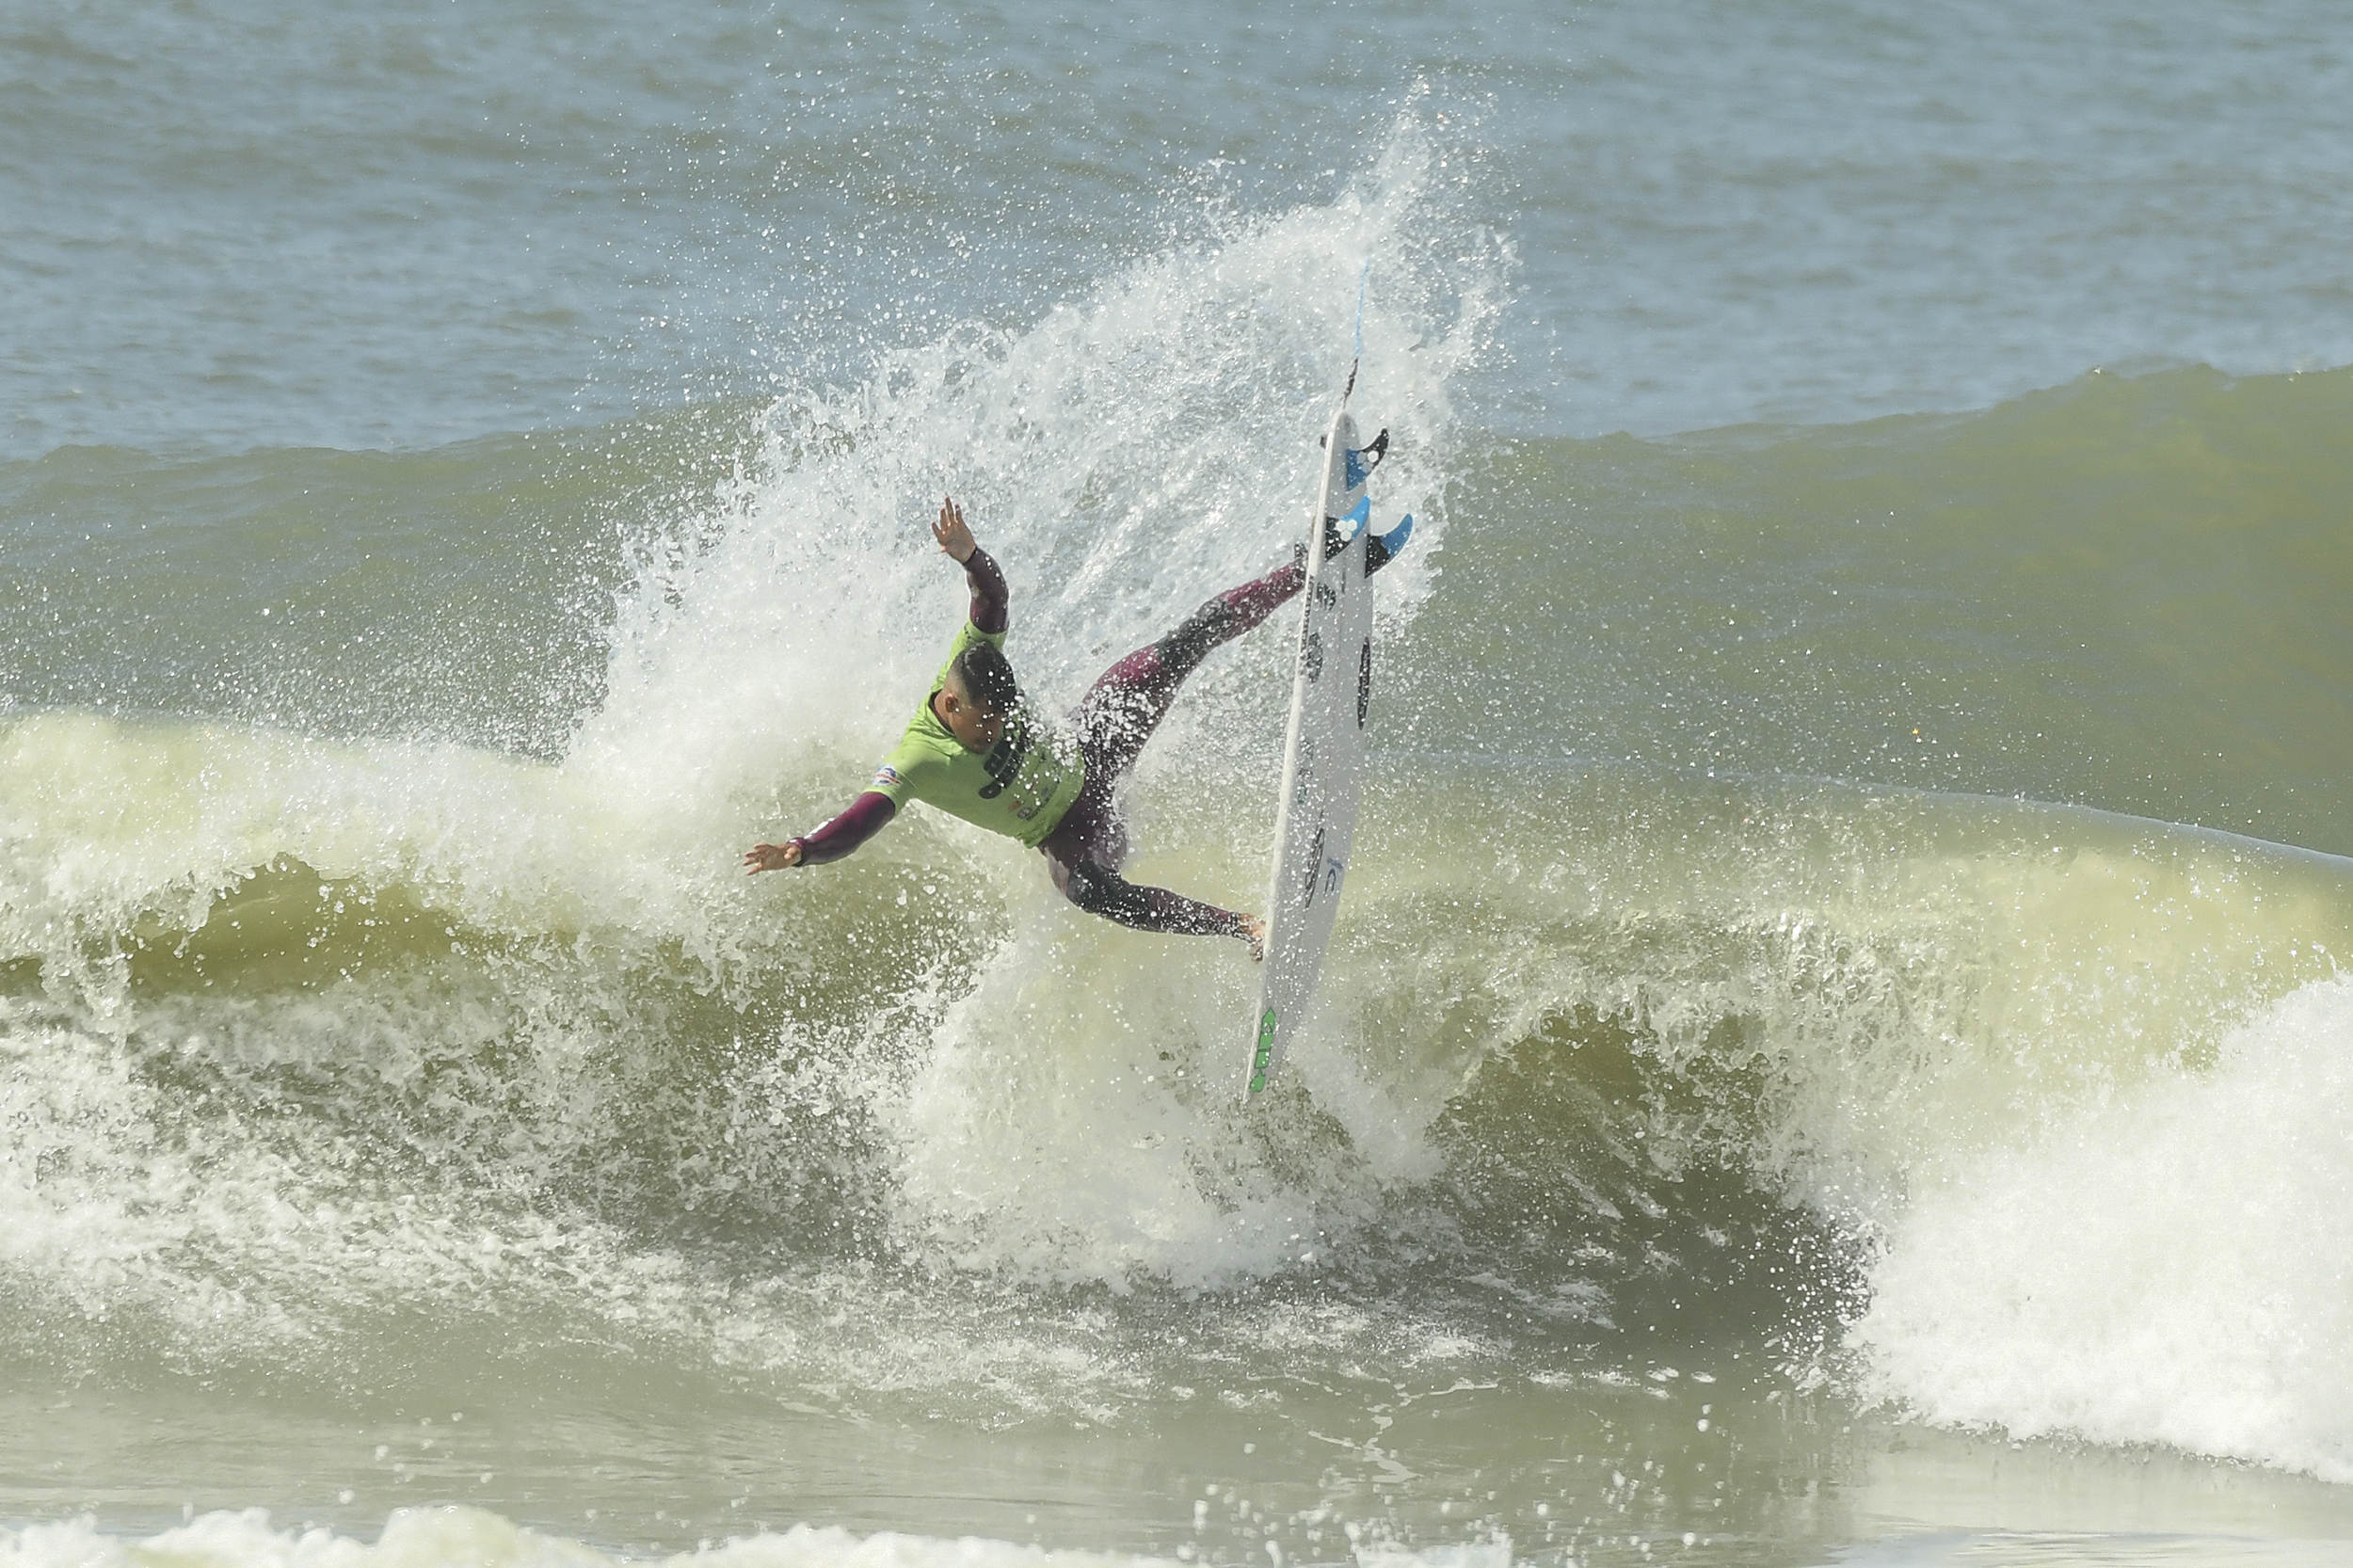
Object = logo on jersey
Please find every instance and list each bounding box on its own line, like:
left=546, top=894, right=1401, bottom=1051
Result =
left=975, top=713, right=1032, bottom=800
left=872, top=764, right=902, bottom=791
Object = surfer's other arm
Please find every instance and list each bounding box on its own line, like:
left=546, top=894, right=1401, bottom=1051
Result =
left=933, top=494, right=1008, bottom=633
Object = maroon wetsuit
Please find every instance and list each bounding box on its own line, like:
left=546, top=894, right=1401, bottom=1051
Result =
left=1031, top=560, right=1304, bottom=936
left=791, top=548, right=1307, bottom=937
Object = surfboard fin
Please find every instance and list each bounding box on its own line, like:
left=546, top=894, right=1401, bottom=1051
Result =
left=1366, top=512, right=1413, bottom=575
left=1321, top=496, right=1372, bottom=560
left=1317, top=426, right=1389, bottom=459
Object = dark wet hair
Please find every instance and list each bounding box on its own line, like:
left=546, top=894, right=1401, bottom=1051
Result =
left=948, top=640, right=1018, bottom=712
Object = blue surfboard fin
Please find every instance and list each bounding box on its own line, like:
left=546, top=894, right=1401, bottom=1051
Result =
left=1366, top=512, right=1413, bottom=576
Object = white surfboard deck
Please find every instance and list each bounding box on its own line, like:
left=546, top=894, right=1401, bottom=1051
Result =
left=1244, top=407, right=1377, bottom=1100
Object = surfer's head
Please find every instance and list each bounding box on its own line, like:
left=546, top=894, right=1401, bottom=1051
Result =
left=936, top=642, right=1017, bottom=751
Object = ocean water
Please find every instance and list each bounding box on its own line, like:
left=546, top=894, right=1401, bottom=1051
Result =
left=7, top=4, right=2353, bottom=1567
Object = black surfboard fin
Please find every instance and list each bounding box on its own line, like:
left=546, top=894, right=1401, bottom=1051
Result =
left=1319, top=427, right=1392, bottom=461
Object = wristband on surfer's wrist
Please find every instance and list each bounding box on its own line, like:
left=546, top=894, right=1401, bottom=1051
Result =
left=788, top=836, right=809, bottom=865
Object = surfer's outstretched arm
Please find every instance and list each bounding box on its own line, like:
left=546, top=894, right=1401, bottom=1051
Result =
left=744, top=791, right=897, bottom=872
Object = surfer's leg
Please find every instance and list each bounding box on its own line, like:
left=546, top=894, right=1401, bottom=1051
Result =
left=1039, top=781, right=1251, bottom=946
left=1156, top=558, right=1305, bottom=677
left=1053, top=855, right=1255, bottom=944
left=1072, top=558, right=1305, bottom=782
left=1039, top=777, right=1128, bottom=875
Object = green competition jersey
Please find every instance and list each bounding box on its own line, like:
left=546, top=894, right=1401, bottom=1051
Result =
left=865, top=618, right=1086, bottom=849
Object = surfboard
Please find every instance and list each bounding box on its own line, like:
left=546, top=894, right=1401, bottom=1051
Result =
left=1243, top=405, right=1382, bottom=1100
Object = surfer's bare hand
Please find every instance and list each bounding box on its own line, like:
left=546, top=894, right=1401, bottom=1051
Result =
left=1241, top=915, right=1265, bottom=962
left=744, top=840, right=803, bottom=873
left=933, top=495, right=975, bottom=563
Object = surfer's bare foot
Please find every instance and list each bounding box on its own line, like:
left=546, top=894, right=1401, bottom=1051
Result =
left=1241, top=915, right=1265, bottom=962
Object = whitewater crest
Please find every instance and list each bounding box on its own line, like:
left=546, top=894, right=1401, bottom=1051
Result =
left=0, top=1509, right=1188, bottom=1568
left=1854, top=969, right=2353, bottom=1483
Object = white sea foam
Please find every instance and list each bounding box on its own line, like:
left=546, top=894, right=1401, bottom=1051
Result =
left=0, top=1510, right=1520, bottom=1568
left=1855, top=971, right=2353, bottom=1482
left=0, top=1510, right=1175, bottom=1568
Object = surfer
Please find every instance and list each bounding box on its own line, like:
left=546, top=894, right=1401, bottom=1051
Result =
left=744, top=495, right=1405, bottom=955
